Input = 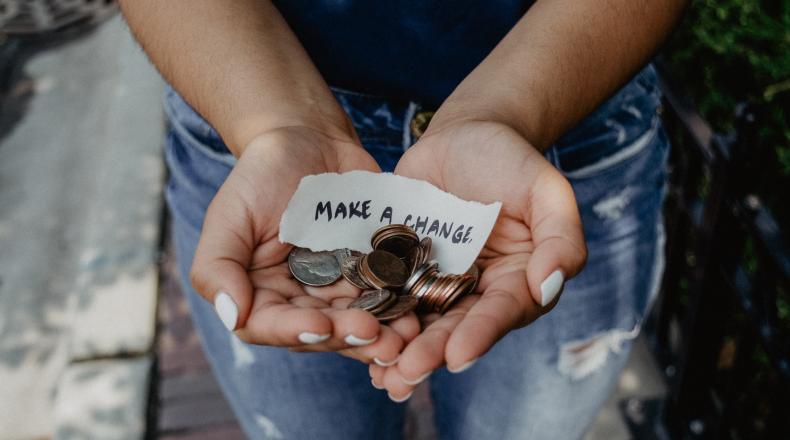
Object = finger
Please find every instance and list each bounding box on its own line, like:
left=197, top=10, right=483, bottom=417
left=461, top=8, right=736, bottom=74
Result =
left=525, top=171, right=587, bottom=307
left=331, top=297, right=420, bottom=344
left=444, top=271, right=542, bottom=369
left=369, top=364, right=386, bottom=390
left=386, top=312, right=421, bottom=344
left=249, top=263, right=308, bottom=298
left=394, top=295, right=477, bottom=384
left=382, top=364, right=418, bottom=402
left=236, top=289, right=333, bottom=346
left=320, top=306, right=381, bottom=349
left=190, top=187, right=257, bottom=331
left=347, top=325, right=404, bottom=366
left=303, top=279, right=362, bottom=303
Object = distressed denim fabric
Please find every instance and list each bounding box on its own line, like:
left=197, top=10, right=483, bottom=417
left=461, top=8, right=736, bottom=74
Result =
left=163, top=64, right=668, bottom=439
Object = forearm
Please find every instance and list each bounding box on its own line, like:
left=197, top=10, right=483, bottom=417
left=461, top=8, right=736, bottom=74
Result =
left=429, top=0, right=688, bottom=150
left=118, top=0, right=353, bottom=156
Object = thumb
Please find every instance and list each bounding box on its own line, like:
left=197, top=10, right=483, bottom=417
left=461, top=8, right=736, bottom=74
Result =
left=190, top=189, right=255, bottom=331
left=524, top=171, right=587, bottom=308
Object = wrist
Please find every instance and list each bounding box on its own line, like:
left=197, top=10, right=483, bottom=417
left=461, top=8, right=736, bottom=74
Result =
left=426, top=89, right=551, bottom=151
left=229, top=109, right=358, bottom=158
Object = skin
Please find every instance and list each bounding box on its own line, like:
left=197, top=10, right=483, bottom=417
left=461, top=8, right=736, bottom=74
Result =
left=119, top=0, right=687, bottom=401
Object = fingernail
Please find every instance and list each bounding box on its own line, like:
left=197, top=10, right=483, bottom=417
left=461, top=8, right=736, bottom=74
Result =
left=345, top=334, right=377, bottom=346
left=374, top=356, right=399, bottom=367
left=540, top=270, right=564, bottom=306
left=402, top=371, right=431, bottom=385
left=448, top=358, right=478, bottom=373
left=214, top=292, right=238, bottom=331
left=388, top=391, right=414, bottom=403
left=371, top=379, right=384, bottom=390
left=298, top=332, right=331, bottom=344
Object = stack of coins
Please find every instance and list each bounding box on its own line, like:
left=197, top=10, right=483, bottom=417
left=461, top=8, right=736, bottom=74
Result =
left=287, top=224, right=478, bottom=320
left=402, top=261, right=478, bottom=314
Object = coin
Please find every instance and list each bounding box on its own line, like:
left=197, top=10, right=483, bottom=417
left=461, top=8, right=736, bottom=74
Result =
left=466, top=264, right=480, bottom=293
left=418, top=237, right=432, bottom=263
left=376, top=234, right=419, bottom=260
left=403, top=261, right=438, bottom=295
left=375, top=295, right=418, bottom=321
left=365, top=250, right=409, bottom=288
left=288, top=247, right=342, bottom=286
left=348, top=289, right=393, bottom=312
left=339, top=255, right=371, bottom=289
left=367, top=289, right=398, bottom=314
left=333, top=248, right=363, bottom=263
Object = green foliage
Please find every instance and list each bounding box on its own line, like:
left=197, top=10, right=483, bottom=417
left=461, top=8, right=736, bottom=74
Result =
left=664, top=0, right=790, bottom=178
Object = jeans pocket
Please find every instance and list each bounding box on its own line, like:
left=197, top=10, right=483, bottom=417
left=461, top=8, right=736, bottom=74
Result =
left=164, top=87, right=236, bottom=165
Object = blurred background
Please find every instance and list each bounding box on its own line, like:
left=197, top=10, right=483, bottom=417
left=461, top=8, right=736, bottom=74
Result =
left=0, top=1, right=787, bottom=439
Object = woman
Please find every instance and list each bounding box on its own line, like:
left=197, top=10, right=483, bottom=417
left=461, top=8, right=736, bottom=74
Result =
left=120, top=1, right=685, bottom=438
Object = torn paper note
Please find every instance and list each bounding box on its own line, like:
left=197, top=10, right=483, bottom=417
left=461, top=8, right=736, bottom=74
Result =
left=279, top=171, right=502, bottom=274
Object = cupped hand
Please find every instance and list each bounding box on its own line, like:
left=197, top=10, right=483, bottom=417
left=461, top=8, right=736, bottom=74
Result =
left=189, top=126, right=420, bottom=363
left=372, top=120, right=587, bottom=399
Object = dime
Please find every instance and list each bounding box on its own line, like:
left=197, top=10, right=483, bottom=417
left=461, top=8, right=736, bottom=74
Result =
left=403, top=261, right=438, bottom=295
left=288, top=247, right=342, bottom=286
left=367, top=289, right=398, bottom=315
left=339, top=255, right=371, bottom=289
left=375, top=295, right=418, bottom=321
left=348, top=289, right=393, bottom=312
left=364, top=250, right=409, bottom=288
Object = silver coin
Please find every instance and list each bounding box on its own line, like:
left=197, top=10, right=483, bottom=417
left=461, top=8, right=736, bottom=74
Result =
left=288, top=247, right=342, bottom=286
left=348, top=289, right=393, bottom=312
left=339, top=255, right=372, bottom=289
left=333, top=248, right=363, bottom=263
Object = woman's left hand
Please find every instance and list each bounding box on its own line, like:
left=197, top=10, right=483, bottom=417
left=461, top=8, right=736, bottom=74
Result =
left=370, top=120, right=588, bottom=400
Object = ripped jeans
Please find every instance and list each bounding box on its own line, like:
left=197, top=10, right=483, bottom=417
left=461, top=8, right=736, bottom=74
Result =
left=163, top=64, right=669, bottom=440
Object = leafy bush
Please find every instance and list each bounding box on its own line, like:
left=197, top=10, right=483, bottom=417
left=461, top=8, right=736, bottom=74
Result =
left=663, top=0, right=789, bottom=211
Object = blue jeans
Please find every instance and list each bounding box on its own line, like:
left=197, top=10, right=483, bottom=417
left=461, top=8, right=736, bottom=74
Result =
left=164, top=65, right=668, bottom=439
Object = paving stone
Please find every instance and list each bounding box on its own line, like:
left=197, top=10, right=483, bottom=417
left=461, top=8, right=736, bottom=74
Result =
left=53, top=356, right=153, bottom=440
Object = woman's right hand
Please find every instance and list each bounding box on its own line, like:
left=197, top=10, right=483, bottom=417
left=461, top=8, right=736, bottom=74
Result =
left=189, top=126, right=419, bottom=365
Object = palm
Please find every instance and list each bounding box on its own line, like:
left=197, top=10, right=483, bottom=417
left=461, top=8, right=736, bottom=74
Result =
left=192, top=127, right=418, bottom=360
left=370, top=121, right=586, bottom=394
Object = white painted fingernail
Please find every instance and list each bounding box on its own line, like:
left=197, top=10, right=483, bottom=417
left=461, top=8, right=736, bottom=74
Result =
left=345, top=334, right=377, bottom=346
left=371, top=379, right=384, bottom=390
left=448, top=358, right=478, bottom=373
left=388, top=391, right=414, bottom=403
left=374, top=356, right=399, bottom=367
left=298, top=332, right=331, bottom=344
left=214, top=292, right=238, bottom=331
left=402, top=371, right=431, bottom=385
left=540, top=270, right=564, bottom=306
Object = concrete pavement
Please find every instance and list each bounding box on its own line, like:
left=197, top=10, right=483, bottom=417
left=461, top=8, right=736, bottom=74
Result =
left=0, top=16, right=164, bottom=439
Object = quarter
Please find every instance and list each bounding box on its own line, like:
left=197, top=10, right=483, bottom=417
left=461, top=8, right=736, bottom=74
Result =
left=288, top=247, right=342, bottom=286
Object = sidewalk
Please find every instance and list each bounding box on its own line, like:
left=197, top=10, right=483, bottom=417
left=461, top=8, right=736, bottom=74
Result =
left=0, top=16, right=165, bottom=439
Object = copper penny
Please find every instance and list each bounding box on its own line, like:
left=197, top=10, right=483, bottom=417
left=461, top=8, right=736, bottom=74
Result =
left=375, top=295, right=418, bottom=321
left=366, top=250, right=409, bottom=288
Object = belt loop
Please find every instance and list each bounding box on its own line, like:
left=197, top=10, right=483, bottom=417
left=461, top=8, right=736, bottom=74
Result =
left=402, top=101, right=418, bottom=151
